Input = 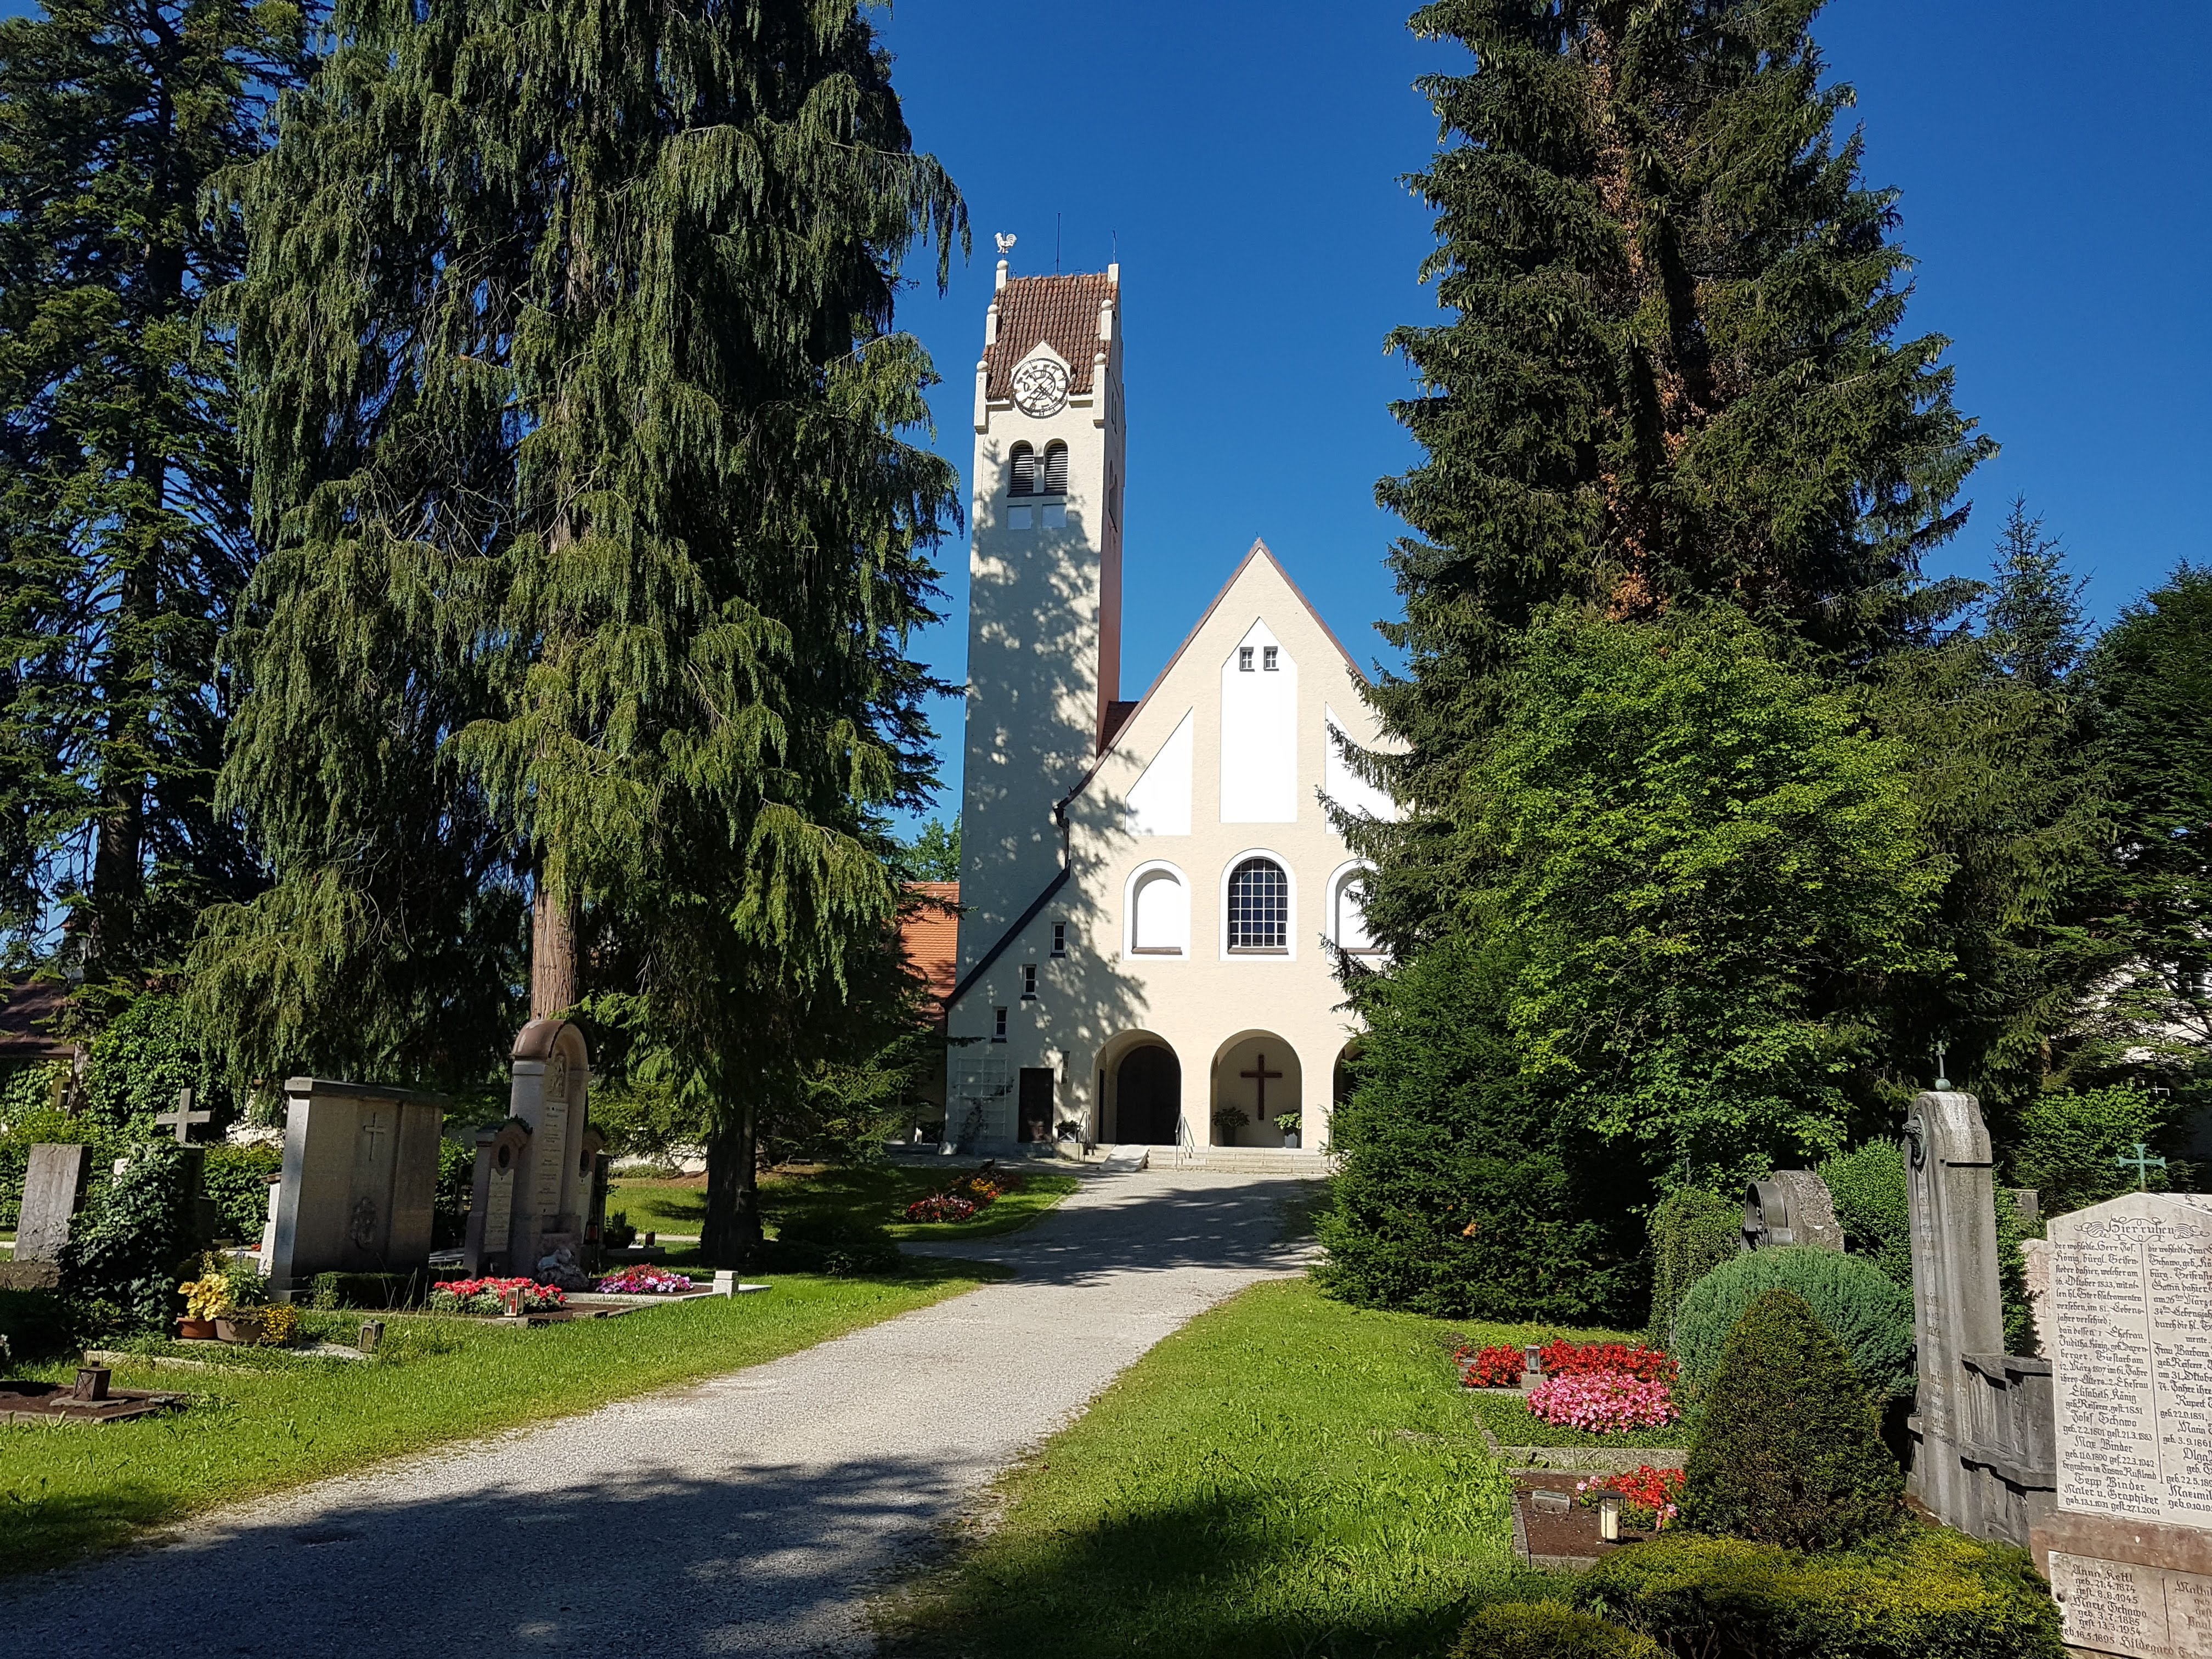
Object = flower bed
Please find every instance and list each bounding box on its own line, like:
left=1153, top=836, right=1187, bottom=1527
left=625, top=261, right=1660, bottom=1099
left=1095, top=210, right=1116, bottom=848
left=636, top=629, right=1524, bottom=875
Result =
left=1527, top=1371, right=1680, bottom=1433
left=1466, top=1390, right=1692, bottom=1450
left=428, top=1277, right=567, bottom=1316
left=1457, top=1344, right=1526, bottom=1387
left=1537, top=1340, right=1677, bottom=1383
left=1578, top=1464, right=1684, bottom=1530
left=594, top=1266, right=698, bottom=1295
left=905, top=1193, right=979, bottom=1223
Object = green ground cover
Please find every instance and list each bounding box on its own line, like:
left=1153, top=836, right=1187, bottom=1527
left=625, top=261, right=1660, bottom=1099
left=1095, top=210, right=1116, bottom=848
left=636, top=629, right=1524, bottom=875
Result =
left=0, top=1260, right=1002, bottom=1576
left=880, top=1278, right=1630, bottom=1658
left=1465, top=1389, right=1694, bottom=1449
left=610, top=1164, right=1080, bottom=1244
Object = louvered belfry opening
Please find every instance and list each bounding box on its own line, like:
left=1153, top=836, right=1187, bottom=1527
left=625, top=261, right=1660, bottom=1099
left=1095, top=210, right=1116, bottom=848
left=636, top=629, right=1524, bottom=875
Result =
left=1009, top=441, right=1035, bottom=496
left=1042, top=441, right=1068, bottom=495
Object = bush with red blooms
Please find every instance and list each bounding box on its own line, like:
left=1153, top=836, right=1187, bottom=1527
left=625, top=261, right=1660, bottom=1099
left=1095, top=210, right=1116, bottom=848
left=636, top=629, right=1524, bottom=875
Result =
left=1577, top=1464, right=1685, bottom=1531
left=1457, top=1344, right=1527, bottom=1387
left=1538, top=1339, right=1677, bottom=1383
left=904, top=1193, right=979, bottom=1223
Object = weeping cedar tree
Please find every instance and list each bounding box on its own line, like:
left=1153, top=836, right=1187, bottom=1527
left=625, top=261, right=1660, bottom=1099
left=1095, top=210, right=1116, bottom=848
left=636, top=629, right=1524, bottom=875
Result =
left=0, top=0, right=303, bottom=981
left=205, top=0, right=965, bottom=1261
left=1348, top=0, right=1990, bottom=949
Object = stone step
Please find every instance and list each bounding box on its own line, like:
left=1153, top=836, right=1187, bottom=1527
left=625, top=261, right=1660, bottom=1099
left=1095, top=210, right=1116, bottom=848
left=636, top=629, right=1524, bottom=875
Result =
left=1151, top=1148, right=1334, bottom=1177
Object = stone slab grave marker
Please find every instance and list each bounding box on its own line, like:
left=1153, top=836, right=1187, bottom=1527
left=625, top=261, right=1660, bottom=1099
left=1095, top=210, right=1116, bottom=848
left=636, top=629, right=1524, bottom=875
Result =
left=463, top=1018, right=604, bottom=1286
left=265, top=1077, right=446, bottom=1299
left=14, top=1142, right=91, bottom=1262
left=2033, top=1189, right=2212, bottom=1659
left=1742, top=1169, right=1842, bottom=1251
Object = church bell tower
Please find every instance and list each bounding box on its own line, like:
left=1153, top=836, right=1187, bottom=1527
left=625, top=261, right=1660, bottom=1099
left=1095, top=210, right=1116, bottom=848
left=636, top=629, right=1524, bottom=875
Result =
left=956, top=256, right=1126, bottom=974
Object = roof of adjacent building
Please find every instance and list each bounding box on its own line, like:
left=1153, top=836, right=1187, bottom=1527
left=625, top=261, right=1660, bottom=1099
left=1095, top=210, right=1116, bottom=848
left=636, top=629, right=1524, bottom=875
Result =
left=0, top=975, right=75, bottom=1062
left=898, top=883, right=960, bottom=1012
left=984, top=272, right=1116, bottom=400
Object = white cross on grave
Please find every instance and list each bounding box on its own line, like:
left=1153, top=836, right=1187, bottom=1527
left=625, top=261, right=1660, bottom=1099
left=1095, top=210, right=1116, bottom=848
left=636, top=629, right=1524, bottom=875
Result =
left=154, top=1088, right=212, bottom=1145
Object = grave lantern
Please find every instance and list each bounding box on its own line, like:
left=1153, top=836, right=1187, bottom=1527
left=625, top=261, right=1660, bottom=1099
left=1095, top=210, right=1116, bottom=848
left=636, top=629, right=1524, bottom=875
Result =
left=1523, top=1343, right=1543, bottom=1376
left=1596, top=1491, right=1623, bottom=1542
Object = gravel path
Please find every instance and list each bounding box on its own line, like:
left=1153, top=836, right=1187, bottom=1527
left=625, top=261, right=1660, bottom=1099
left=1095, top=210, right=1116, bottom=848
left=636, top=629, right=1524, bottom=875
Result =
left=0, top=1168, right=1318, bottom=1658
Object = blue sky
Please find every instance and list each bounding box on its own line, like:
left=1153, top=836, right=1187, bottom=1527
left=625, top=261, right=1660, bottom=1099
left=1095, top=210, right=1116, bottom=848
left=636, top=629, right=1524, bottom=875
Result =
left=878, top=0, right=2212, bottom=829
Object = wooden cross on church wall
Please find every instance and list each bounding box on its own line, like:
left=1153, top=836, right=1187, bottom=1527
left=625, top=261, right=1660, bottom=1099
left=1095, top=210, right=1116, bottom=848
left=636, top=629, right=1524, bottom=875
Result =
left=1240, top=1053, right=1284, bottom=1119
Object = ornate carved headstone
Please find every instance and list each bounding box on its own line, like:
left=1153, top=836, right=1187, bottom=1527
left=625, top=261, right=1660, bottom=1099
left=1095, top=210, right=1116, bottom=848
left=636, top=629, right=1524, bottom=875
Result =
left=265, top=1078, right=446, bottom=1297
left=1742, top=1170, right=1843, bottom=1251
left=2033, top=1191, right=2212, bottom=1659
left=490, top=1018, right=603, bottom=1284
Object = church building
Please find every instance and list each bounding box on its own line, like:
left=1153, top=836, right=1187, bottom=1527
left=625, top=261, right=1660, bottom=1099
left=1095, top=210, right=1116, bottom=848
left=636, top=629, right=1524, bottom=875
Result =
left=945, top=259, right=1392, bottom=1159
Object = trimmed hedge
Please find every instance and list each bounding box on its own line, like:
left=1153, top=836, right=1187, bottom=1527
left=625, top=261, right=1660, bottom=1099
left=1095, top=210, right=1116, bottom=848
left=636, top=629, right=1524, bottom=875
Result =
left=1451, top=1602, right=1661, bottom=1659
left=1645, top=1186, right=1741, bottom=1345
left=1575, top=1528, right=2065, bottom=1659
left=1679, top=1287, right=1902, bottom=1548
left=768, top=1214, right=901, bottom=1276
left=1674, top=1246, right=1914, bottom=1398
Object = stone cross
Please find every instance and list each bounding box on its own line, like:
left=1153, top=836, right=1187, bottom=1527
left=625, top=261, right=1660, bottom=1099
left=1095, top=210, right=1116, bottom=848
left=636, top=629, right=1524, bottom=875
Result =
left=1933, top=1041, right=1951, bottom=1091
left=1239, top=1053, right=1283, bottom=1117
left=154, top=1087, right=212, bottom=1145
left=2114, top=1141, right=2167, bottom=1190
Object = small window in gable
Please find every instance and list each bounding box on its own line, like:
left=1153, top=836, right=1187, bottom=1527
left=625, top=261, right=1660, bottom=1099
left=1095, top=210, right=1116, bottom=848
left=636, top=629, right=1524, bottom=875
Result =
left=1043, top=441, right=1068, bottom=495
left=1009, top=442, right=1036, bottom=496
left=1238, top=646, right=1254, bottom=672
left=1263, top=646, right=1278, bottom=671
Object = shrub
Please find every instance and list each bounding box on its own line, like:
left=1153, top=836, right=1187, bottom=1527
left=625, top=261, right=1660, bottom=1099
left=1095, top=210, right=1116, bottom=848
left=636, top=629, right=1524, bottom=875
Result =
left=1819, top=1141, right=1912, bottom=1286
left=202, top=1143, right=283, bottom=1241
left=1674, top=1246, right=1914, bottom=1399
left=81, top=994, right=233, bottom=1130
left=57, top=1139, right=197, bottom=1336
left=0, top=1106, right=125, bottom=1233
left=1451, top=1602, right=1662, bottom=1659
left=1645, top=1186, right=1741, bottom=1344
left=2008, top=1085, right=2173, bottom=1217
left=1575, top=1528, right=2065, bottom=1659
left=1678, top=1288, right=1903, bottom=1549
left=770, top=1214, right=902, bottom=1276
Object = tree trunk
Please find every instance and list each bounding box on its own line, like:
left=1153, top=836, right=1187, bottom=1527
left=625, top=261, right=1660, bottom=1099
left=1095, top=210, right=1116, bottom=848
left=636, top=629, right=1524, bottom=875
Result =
left=702, top=1115, right=761, bottom=1268
left=530, top=883, right=579, bottom=1019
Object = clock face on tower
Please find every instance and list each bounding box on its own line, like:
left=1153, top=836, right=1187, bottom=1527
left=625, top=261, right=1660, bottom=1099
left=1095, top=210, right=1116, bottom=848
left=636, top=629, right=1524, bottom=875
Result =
left=1011, top=356, right=1071, bottom=417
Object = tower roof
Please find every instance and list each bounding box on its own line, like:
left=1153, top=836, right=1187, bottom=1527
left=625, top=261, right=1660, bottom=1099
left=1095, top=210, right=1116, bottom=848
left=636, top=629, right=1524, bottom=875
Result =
left=985, top=272, right=1116, bottom=400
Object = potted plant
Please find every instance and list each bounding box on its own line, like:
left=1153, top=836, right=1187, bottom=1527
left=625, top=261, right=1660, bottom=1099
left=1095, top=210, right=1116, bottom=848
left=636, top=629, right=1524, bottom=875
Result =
left=1211, top=1105, right=1249, bottom=1147
left=1277, top=1111, right=1303, bottom=1150
left=177, top=1253, right=234, bottom=1340
left=212, top=1256, right=272, bottom=1344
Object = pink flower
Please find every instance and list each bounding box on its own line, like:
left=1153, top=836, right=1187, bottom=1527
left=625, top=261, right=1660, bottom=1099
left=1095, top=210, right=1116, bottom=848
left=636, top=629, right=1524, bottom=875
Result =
left=1526, top=1370, right=1679, bottom=1433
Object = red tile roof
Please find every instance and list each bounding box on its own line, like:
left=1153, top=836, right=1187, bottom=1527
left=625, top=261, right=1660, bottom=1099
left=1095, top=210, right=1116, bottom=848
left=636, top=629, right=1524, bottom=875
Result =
left=0, top=975, right=75, bottom=1061
left=985, top=273, right=1116, bottom=400
left=898, top=883, right=960, bottom=1015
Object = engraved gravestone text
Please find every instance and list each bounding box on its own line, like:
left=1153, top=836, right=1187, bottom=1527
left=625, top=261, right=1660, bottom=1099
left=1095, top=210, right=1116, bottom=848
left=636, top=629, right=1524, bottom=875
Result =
left=2050, top=1551, right=2212, bottom=1659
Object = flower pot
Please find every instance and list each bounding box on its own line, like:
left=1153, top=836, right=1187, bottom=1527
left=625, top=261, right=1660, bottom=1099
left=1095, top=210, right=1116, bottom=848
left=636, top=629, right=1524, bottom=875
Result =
left=1282, top=1132, right=1301, bottom=1150
left=176, top=1317, right=217, bottom=1340
left=214, top=1313, right=265, bottom=1345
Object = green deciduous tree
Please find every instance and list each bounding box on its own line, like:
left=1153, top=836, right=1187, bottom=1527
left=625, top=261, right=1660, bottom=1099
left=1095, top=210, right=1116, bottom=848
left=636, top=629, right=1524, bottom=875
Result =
left=0, top=0, right=303, bottom=980
left=1353, top=0, right=1989, bottom=945
left=204, top=0, right=964, bottom=1262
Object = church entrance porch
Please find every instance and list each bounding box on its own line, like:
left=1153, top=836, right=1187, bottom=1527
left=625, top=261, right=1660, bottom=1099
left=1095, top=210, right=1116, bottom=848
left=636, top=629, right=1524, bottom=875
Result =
left=1210, top=1032, right=1304, bottom=1148
left=1111, top=1043, right=1182, bottom=1146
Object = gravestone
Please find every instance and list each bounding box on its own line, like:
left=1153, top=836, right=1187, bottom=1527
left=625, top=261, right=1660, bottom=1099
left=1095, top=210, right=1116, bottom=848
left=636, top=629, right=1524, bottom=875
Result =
left=15, top=1143, right=91, bottom=1263
left=1742, top=1170, right=1843, bottom=1251
left=264, top=1078, right=446, bottom=1297
left=465, top=1018, right=605, bottom=1284
left=1904, top=1087, right=2057, bottom=1547
left=2032, top=1190, right=2212, bottom=1659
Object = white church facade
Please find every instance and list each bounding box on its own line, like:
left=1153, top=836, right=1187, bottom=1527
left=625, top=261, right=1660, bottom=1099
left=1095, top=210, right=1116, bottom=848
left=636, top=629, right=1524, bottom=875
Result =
left=945, top=260, right=1392, bottom=1158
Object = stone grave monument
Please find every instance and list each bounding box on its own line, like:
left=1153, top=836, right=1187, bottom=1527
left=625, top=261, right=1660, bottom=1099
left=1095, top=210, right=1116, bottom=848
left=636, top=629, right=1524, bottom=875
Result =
left=1742, top=1169, right=1843, bottom=1251
left=462, top=1018, right=605, bottom=1285
left=2032, top=1190, right=2212, bottom=1659
left=0, top=1142, right=91, bottom=1289
left=264, top=1077, right=446, bottom=1298
left=1904, top=1085, right=2056, bottom=1548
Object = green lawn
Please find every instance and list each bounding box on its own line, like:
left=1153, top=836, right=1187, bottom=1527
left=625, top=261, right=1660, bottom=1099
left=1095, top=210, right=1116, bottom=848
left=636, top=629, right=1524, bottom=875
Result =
left=0, top=1259, right=1003, bottom=1577
left=878, top=1278, right=1609, bottom=1659
left=610, top=1163, right=1081, bottom=1244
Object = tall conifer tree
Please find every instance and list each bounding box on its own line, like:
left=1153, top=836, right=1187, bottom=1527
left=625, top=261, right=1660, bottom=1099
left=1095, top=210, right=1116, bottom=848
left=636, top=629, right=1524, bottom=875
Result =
left=1355, top=0, right=1991, bottom=943
left=204, top=0, right=962, bottom=1258
left=0, top=0, right=303, bottom=980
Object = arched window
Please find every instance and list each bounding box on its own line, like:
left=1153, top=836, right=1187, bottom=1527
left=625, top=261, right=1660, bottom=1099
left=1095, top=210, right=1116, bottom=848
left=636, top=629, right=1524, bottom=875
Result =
left=1226, top=857, right=1289, bottom=951
left=1131, top=867, right=1188, bottom=953
left=1042, top=441, right=1069, bottom=495
left=1009, top=442, right=1036, bottom=496
left=1334, top=869, right=1376, bottom=953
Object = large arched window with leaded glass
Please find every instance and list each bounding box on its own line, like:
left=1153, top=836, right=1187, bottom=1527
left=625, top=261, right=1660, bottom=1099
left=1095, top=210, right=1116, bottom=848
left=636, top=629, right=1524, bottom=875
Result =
left=1226, top=857, right=1288, bottom=952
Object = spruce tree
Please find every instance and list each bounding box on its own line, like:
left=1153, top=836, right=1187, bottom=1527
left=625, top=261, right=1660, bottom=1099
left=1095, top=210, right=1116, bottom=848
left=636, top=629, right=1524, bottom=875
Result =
left=209, top=0, right=963, bottom=1260
left=0, top=0, right=303, bottom=980
left=1356, top=0, right=1991, bottom=944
